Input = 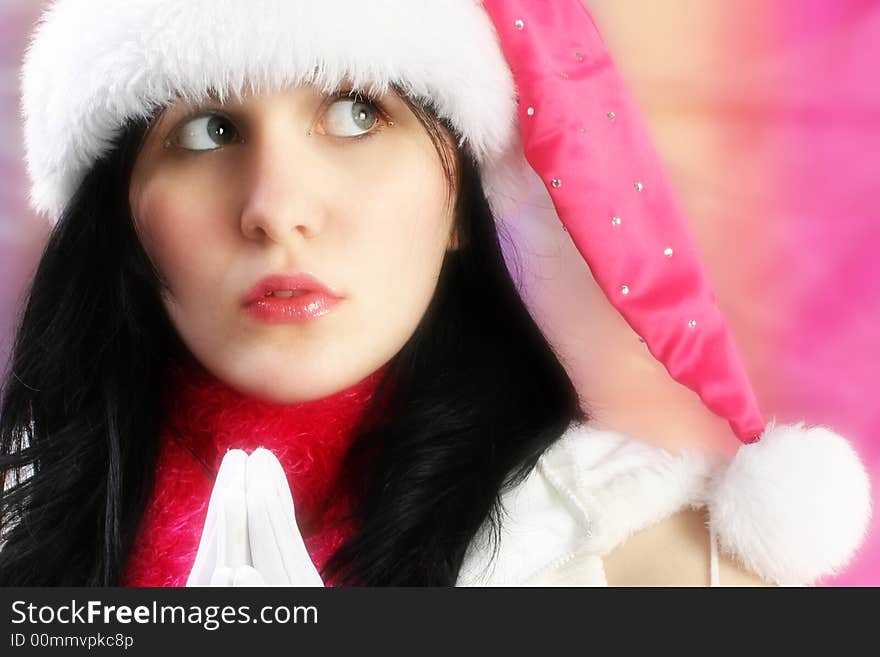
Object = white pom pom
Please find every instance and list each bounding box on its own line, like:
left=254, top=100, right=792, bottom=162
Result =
left=708, top=421, right=872, bottom=586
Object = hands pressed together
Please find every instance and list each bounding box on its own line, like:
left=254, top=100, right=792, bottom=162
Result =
left=186, top=448, right=325, bottom=587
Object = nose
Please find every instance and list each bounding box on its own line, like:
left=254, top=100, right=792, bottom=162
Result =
left=238, top=122, right=326, bottom=245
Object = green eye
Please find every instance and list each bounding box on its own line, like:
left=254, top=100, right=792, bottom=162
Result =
left=322, top=98, right=380, bottom=138
left=172, top=114, right=241, bottom=151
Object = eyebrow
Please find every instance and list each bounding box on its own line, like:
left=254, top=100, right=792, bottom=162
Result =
left=138, top=105, right=171, bottom=153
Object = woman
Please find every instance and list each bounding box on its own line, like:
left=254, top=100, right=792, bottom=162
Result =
left=1, top=0, right=871, bottom=586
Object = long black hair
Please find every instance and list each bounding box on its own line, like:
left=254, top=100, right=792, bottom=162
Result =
left=0, top=88, right=588, bottom=586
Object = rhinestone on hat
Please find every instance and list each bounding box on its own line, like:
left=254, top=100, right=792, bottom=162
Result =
left=620, top=285, right=630, bottom=295
left=664, top=247, right=674, bottom=257
left=515, top=19, right=524, bottom=29
left=551, top=178, right=562, bottom=188
left=611, top=216, right=622, bottom=226
left=634, top=182, right=644, bottom=192
left=526, top=106, right=535, bottom=116
left=607, top=111, right=616, bottom=121
left=688, top=320, right=697, bottom=328
left=575, top=52, right=584, bottom=61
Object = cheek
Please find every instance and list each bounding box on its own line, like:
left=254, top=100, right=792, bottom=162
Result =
left=132, top=173, right=231, bottom=339
left=131, top=175, right=232, bottom=309
left=343, top=154, right=453, bottom=323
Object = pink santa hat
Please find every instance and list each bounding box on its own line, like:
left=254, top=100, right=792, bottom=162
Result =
left=19, top=0, right=871, bottom=585
left=480, top=0, right=872, bottom=586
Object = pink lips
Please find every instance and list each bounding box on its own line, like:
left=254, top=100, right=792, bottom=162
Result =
left=242, top=272, right=344, bottom=324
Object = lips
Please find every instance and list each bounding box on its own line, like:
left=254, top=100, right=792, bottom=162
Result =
left=243, top=272, right=343, bottom=306
left=242, top=272, right=344, bottom=324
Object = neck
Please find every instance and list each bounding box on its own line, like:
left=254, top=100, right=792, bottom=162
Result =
left=159, top=351, right=390, bottom=537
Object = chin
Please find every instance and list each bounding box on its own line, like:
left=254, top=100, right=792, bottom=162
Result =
left=233, top=369, right=349, bottom=404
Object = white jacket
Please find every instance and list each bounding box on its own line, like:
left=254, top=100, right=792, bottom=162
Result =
left=456, top=421, right=723, bottom=586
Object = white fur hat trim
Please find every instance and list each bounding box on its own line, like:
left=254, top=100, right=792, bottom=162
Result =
left=20, top=0, right=528, bottom=224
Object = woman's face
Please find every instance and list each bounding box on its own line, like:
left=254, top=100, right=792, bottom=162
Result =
left=129, top=84, right=457, bottom=402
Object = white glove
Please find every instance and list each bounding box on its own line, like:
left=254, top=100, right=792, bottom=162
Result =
left=186, top=447, right=325, bottom=587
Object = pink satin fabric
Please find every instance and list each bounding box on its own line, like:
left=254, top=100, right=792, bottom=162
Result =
left=482, top=0, right=766, bottom=443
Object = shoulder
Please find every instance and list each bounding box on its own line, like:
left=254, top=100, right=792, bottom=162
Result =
left=602, top=506, right=773, bottom=586
left=458, top=421, right=715, bottom=585
left=525, top=506, right=774, bottom=587
left=536, top=421, right=723, bottom=556
left=458, top=420, right=775, bottom=586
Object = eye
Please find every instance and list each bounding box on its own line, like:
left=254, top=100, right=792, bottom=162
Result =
left=169, top=113, right=242, bottom=151
left=320, top=95, right=381, bottom=138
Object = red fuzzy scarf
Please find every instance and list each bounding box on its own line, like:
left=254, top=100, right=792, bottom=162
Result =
left=122, top=353, right=389, bottom=586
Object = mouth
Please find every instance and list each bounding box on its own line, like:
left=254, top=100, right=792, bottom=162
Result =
left=243, top=287, right=343, bottom=324
left=243, top=272, right=345, bottom=324
left=262, top=290, right=313, bottom=298
left=242, top=272, right=344, bottom=307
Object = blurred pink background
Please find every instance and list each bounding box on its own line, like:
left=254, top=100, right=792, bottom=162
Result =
left=2, top=1, right=878, bottom=585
